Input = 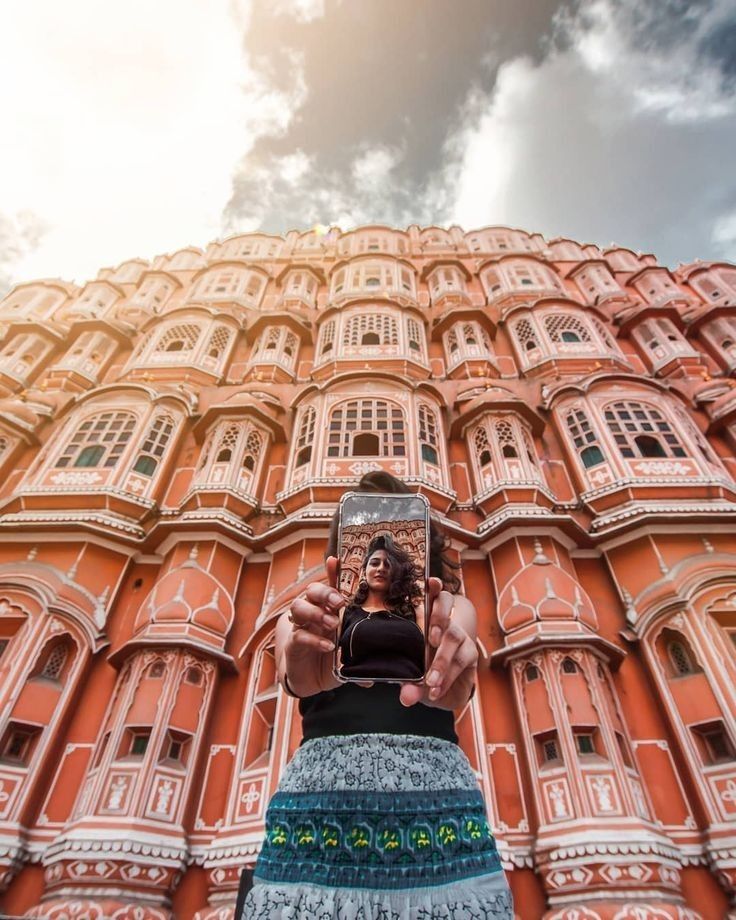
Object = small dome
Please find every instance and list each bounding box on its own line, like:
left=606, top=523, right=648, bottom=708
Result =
left=134, top=548, right=234, bottom=650
left=498, top=541, right=597, bottom=634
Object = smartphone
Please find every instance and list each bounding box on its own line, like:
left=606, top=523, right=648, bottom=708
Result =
left=333, top=491, right=430, bottom=684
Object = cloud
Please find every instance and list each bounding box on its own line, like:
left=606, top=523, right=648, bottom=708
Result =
left=0, top=0, right=307, bottom=286
left=0, top=211, right=48, bottom=296
left=271, top=0, right=326, bottom=23
left=440, top=0, right=736, bottom=265
left=224, top=142, right=451, bottom=233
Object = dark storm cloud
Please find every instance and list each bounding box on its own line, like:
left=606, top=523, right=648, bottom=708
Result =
left=224, top=0, right=564, bottom=231
left=222, top=0, right=736, bottom=268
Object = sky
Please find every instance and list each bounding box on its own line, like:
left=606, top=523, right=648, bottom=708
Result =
left=1, top=0, right=735, bottom=294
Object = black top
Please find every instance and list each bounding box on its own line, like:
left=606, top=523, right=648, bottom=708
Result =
left=337, top=604, right=425, bottom=680
left=299, top=683, right=458, bottom=744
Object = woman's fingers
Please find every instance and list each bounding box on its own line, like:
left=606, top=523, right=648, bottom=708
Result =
left=287, top=580, right=344, bottom=657
left=326, top=555, right=339, bottom=590
left=291, top=625, right=335, bottom=653
left=427, top=637, right=478, bottom=700
left=427, top=585, right=453, bottom=648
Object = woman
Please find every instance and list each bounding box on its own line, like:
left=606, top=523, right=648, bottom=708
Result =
left=243, top=471, right=513, bottom=918
left=337, top=533, right=425, bottom=681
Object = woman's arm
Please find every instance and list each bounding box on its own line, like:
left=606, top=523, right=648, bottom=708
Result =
left=275, top=557, right=344, bottom=699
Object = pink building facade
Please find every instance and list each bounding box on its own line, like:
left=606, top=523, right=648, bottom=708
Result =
left=0, top=225, right=732, bottom=918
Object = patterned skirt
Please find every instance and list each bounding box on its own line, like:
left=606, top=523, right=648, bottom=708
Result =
left=243, top=733, right=513, bottom=919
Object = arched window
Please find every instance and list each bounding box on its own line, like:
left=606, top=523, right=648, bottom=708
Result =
left=243, top=429, right=262, bottom=471
left=132, top=278, right=173, bottom=311
left=512, top=318, right=540, bottom=354
left=295, top=407, right=316, bottom=467
left=407, top=318, right=424, bottom=355
left=148, top=660, right=166, bottom=679
left=564, top=408, right=606, bottom=470
left=216, top=425, right=239, bottom=463
left=525, top=664, right=540, bottom=682
left=132, top=414, right=175, bottom=477
left=418, top=403, right=440, bottom=465
left=428, top=266, right=466, bottom=301
left=474, top=426, right=492, bottom=470
left=561, top=657, right=578, bottom=674
left=327, top=400, right=406, bottom=458
left=603, top=401, right=686, bottom=459
left=252, top=326, right=298, bottom=369
left=56, top=411, right=137, bottom=469
left=319, top=320, right=336, bottom=356
left=573, top=264, right=620, bottom=300
left=204, top=325, right=233, bottom=361
left=471, top=415, right=540, bottom=485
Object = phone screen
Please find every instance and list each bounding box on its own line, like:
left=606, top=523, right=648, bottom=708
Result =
left=333, top=492, right=430, bottom=684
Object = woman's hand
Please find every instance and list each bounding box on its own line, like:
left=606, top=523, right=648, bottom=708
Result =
left=276, top=556, right=344, bottom=699
left=399, top=578, right=478, bottom=711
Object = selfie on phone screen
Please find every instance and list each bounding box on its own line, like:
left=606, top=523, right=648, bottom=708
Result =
left=334, top=492, right=428, bottom=682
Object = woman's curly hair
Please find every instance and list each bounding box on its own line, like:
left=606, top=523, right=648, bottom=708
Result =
left=352, top=533, right=423, bottom=619
left=326, top=471, right=462, bottom=595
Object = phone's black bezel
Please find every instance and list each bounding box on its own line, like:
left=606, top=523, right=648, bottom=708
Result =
left=332, top=490, right=430, bottom=685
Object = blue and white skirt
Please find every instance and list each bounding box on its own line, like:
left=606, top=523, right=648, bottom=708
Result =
left=243, top=733, right=513, bottom=919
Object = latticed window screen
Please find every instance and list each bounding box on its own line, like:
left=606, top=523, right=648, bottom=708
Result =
left=446, top=328, right=459, bottom=353
left=407, top=318, right=424, bottom=353
left=319, top=320, right=336, bottom=355
left=462, top=323, right=478, bottom=345
left=132, top=414, right=174, bottom=476
left=418, top=404, right=439, bottom=464
left=215, top=424, right=240, bottom=462
left=495, top=419, right=518, bottom=458
left=344, top=314, right=399, bottom=347
left=591, top=317, right=617, bottom=350
left=295, top=407, right=316, bottom=466
left=56, top=411, right=137, bottom=469
left=604, top=401, right=686, bottom=459
left=262, top=328, right=281, bottom=352
left=512, top=318, right=540, bottom=353
left=154, top=324, right=201, bottom=354
left=668, top=640, right=696, bottom=675
left=327, top=400, right=406, bottom=457
left=565, top=408, right=606, bottom=469
left=283, top=332, right=298, bottom=358
left=0, top=436, right=8, bottom=461
left=243, top=428, right=262, bottom=471
left=41, top=643, right=69, bottom=679
left=544, top=314, right=592, bottom=344
left=473, top=425, right=492, bottom=467
left=205, top=325, right=232, bottom=359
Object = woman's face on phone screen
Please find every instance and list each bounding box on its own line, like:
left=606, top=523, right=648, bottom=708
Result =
left=364, top=549, right=391, bottom=593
